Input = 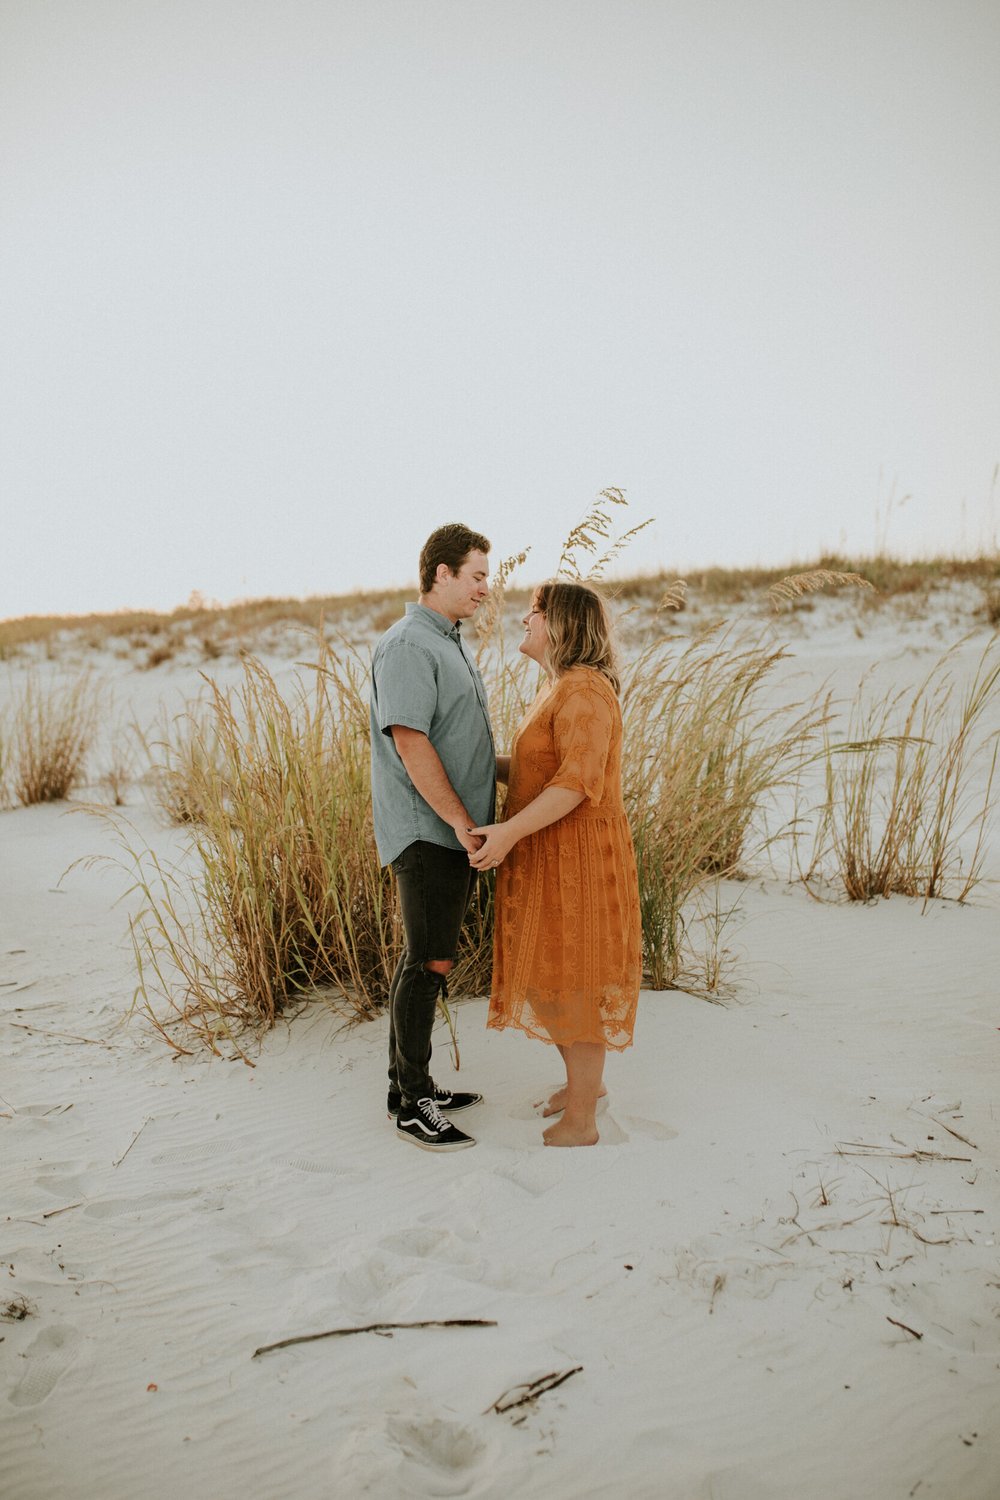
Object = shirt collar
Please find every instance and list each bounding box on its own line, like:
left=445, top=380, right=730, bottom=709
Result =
left=406, top=601, right=462, bottom=640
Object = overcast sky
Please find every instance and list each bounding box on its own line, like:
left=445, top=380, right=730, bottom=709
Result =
left=2, top=0, right=998, bottom=618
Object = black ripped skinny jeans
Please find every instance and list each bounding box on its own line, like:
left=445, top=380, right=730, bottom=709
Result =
left=387, top=840, right=478, bottom=1104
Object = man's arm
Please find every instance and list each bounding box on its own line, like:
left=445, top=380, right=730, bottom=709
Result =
left=390, top=726, right=484, bottom=855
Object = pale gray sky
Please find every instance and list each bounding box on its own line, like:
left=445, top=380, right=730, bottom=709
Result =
left=2, top=0, right=998, bottom=618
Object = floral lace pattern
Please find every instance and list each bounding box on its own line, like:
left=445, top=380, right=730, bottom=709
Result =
left=488, top=668, right=642, bottom=1050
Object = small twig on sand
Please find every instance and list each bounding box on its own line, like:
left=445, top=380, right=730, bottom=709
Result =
left=908, top=1226, right=955, bottom=1247
left=252, top=1319, right=497, bottom=1359
left=43, top=1201, right=83, bottom=1219
left=836, top=1142, right=971, bottom=1165
left=886, top=1316, right=923, bottom=1340
left=929, top=1209, right=983, bottom=1215
left=926, top=1115, right=979, bottom=1151
left=113, top=1118, right=150, bottom=1169
left=10, top=1022, right=109, bottom=1047
left=485, top=1366, right=583, bottom=1415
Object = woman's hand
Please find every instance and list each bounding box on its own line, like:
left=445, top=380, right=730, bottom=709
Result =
left=467, top=822, right=517, bottom=870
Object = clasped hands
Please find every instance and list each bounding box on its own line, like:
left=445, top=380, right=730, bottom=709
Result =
left=466, top=822, right=516, bottom=871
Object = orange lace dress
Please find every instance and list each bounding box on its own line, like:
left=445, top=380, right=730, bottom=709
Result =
left=487, top=666, right=642, bottom=1050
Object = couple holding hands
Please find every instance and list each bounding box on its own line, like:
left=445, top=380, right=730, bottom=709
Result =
left=369, top=523, right=642, bottom=1151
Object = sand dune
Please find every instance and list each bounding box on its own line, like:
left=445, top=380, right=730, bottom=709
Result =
left=2, top=591, right=999, bottom=1498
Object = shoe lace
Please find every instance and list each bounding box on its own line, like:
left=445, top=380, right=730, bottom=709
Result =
left=416, top=1096, right=450, bottom=1130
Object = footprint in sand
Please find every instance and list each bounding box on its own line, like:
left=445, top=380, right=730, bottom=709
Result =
left=152, top=1140, right=239, bottom=1164
left=386, top=1414, right=497, bottom=1496
left=494, top=1158, right=566, bottom=1197
left=84, top=1188, right=197, bottom=1219
left=8, top=1324, right=82, bottom=1407
left=377, top=1227, right=478, bottom=1267
left=280, top=1157, right=369, bottom=1183
left=338, top=1255, right=421, bottom=1318
left=34, top=1173, right=91, bottom=1198
left=621, top=1114, right=678, bottom=1142
left=337, top=1412, right=498, bottom=1498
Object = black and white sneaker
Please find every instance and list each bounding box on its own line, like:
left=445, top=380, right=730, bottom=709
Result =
left=387, top=1083, right=483, bottom=1118
left=396, top=1096, right=477, bottom=1151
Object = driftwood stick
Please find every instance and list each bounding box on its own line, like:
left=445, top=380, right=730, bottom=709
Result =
left=886, top=1316, right=923, bottom=1340
left=252, top=1318, right=497, bottom=1359
left=486, top=1366, right=583, bottom=1415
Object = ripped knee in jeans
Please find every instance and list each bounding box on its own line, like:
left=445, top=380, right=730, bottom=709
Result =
left=424, top=958, right=454, bottom=997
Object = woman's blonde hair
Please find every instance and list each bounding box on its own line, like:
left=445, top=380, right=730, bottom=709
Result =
left=535, top=580, right=620, bottom=694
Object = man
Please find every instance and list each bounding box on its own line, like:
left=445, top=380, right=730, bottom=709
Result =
left=369, top=523, right=496, bottom=1150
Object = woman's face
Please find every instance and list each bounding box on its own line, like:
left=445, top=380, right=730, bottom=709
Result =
left=519, top=594, right=549, bottom=666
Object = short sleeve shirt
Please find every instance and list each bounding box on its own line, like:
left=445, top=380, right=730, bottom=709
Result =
left=369, top=603, right=496, bottom=866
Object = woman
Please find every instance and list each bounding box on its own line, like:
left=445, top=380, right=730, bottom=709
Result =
left=469, top=580, right=642, bottom=1146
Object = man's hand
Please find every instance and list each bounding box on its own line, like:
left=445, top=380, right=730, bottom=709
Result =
left=454, top=822, right=485, bottom=857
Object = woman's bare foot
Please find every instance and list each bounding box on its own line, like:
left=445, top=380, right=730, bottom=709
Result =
left=542, top=1084, right=607, bottom=1117
left=543, top=1118, right=599, bottom=1147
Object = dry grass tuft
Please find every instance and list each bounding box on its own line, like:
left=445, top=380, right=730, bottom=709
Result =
left=806, top=636, right=1000, bottom=901
left=8, top=672, right=100, bottom=805
left=144, top=641, right=176, bottom=669
left=113, top=640, right=395, bottom=1054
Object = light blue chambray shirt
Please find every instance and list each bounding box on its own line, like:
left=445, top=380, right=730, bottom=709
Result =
left=369, top=603, right=496, bottom=867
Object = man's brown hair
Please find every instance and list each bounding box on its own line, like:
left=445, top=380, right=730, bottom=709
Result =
left=419, top=523, right=491, bottom=595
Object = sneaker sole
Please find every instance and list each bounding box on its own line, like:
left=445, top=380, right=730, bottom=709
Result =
left=396, top=1132, right=476, bottom=1151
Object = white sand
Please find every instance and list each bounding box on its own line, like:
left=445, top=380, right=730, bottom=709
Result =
left=2, top=590, right=999, bottom=1499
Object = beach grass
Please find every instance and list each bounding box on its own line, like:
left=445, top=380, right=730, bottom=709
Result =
left=5, top=671, right=100, bottom=806
left=807, top=636, right=1000, bottom=902
left=622, top=623, right=830, bottom=988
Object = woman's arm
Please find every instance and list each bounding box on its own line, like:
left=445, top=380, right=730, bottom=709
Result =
left=495, top=754, right=510, bottom=785
left=468, top=786, right=584, bottom=869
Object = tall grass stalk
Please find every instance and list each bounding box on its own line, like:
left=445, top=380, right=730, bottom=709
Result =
left=808, top=637, right=1000, bottom=902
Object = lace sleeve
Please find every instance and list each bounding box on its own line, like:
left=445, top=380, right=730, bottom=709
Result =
left=543, top=677, right=616, bottom=806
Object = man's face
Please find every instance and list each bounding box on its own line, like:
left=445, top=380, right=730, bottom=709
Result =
left=434, top=549, right=490, bottom=621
